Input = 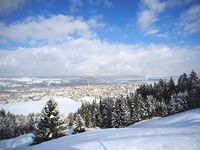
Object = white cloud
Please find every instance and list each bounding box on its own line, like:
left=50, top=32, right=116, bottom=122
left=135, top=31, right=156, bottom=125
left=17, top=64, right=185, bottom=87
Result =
left=0, top=0, right=27, bottom=15
left=137, top=10, right=157, bottom=31
left=69, top=0, right=83, bottom=13
left=142, top=0, right=165, bottom=13
left=0, top=38, right=199, bottom=76
left=137, top=0, right=166, bottom=33
left=144, top=29, right=160, bottom=36
left=0, top=14, right=102, bottom=43
left=137, top=0, right=200, bottom=36
left=155, top=33, right=169, bottom=38
left=180, top=4, right=200, bottom=34
left=69, top=0, right=112, bottom=13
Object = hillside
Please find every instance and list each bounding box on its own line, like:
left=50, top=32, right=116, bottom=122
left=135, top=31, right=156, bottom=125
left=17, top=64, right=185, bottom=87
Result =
left=1, top=108, right=200, bottom=150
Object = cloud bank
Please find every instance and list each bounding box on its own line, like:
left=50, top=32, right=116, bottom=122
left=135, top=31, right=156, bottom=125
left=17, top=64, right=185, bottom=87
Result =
left=0, top=38, right=199, bottom=76
left=0, top=15, right=102, bottom=44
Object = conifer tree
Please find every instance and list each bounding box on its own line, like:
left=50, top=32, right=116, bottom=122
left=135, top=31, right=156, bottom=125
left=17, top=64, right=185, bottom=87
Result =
left=100, top=99, right=113, bottom=128
left=126, top=94, right=136, bottom=124
left=156, top=99, right=168, bottom=117
left=134, top=94, right=148, bottom=120
left=32, top=99, right=66, bottom=144
left=169, top=92, right=188, bottom=114
left=146, top=95, right=157, bottom=118
left=168, top=77, right=176, bottom=94
left=111, top=98, right=128, bottom=128
left=177, top=73, right=188, bottom=92
left=187, top=70, right=200, bottom=108
left=189, top=70, right=199, bottom=91
left=91, top=101, right=99, bottom=127
left=73, top=114, right=85, bottom=134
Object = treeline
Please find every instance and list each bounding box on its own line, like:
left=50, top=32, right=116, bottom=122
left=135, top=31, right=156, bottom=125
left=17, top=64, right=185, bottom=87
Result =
left=0, top=109, right=39, bottom=140
left=68, top=70, right=200, bottom=131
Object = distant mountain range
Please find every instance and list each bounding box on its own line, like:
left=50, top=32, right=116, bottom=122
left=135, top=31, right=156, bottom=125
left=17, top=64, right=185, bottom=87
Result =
left=0, top=75, right=178, bottom=90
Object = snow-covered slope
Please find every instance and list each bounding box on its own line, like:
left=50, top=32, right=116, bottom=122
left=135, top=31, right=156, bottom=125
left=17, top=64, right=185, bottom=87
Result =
left=129, top=109, right=200, bottom=128
left=0, top=134, right=32, bottom=150
left=1, top=108, right=200, bottom=150
left=0, top=96, right=81, bottom=115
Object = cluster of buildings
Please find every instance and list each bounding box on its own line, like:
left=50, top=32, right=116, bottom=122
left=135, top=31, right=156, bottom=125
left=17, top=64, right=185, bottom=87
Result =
left=0, top=83, right=139, bottom=104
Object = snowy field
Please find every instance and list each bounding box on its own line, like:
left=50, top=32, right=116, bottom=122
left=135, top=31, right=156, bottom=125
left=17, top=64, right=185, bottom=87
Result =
left=0, top=96, right=82, bottom=116
left=0, top=108, right=200, bottom=150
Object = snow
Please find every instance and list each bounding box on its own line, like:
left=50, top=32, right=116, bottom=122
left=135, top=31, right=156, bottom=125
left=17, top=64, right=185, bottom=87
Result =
left=78, top=96, right=95, bottom=103
left=1, top=108, right=200, bottom=150
left=0, top=96, right=81, bottom=116
left=129, top=109, right=200, bottom=128
left=0, top=77, right=70, bottom=88
left=0, top=134, right=32, bottom=150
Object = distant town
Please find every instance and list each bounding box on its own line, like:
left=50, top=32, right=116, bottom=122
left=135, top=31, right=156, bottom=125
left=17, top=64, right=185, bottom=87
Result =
left=0, top=83, right=139, bottom=104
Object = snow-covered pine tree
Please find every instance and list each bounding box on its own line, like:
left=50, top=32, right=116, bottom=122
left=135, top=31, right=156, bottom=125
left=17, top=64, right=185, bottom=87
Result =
left=188, top=70, right=199, bottom=91
left=32, top=99, right=66, bottom=144
left=91, top=101, right=99, bottom=127
left=111, top=97, right=129, bottom=128
left=72, top=114, right=85, bottom=134
left=146, top=95, right=157, bottom=118
left=156, top=99, right=168, bottom=117
left=27, top=113, right=35, bottom=131
left=188, top=70, right=200, bottom=108
left=100, top=98, right=113, bottom=128
left=67, top=112, right=75, bottom=127
left=0, top=108, right=6, bottom=117
left=168, top=77, right=176, bottom=94
left=169, top=92, right=188, bottom=114
left=77, top=102, right=92, bottom=128
left=135, top=94, right=148, bottom=120
left=128, top=94, right=141, bottom=123
left=177, top=73, right=188, bottom=93
left=84, top=103, right=92, bottom=128
left=126, top=94, right=136, bottom=124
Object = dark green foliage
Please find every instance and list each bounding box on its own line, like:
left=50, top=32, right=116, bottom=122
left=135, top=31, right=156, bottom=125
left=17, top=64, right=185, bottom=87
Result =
left=100, top=98, right=114, bottom=128
left=169, top=92, right=189, bottom=114
left=188, top=70, right=200, bottom=108
left=0, top=109, right=38, bottom=140
left=146, top=95, right=157, bottom=118
left=72, top=114, right=85, bottom=134
left=111, top=97, right=129, bottom=128
left=177, top=73, right=189, bottom=92
left=91, top=101, right=100, bottom=127
left=168, top=77, right=176, bottom=94
left=32, top=99, right=66, bottom=144
left=67, top=113, right=75, bottom=127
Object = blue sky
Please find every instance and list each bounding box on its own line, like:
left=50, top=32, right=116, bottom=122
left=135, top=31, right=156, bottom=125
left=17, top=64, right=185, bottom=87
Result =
left=0, top=0, right=200, bottom=76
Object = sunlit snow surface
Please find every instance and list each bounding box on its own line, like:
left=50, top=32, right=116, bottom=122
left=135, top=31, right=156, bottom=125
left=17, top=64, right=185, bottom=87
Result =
left=0, top=108, right=200, bottom=150
left=0, top=96, right=82, bottom=116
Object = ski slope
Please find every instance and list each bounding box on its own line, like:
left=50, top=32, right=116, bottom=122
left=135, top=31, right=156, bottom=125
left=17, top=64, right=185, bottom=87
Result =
left=0, top=108, right=200, bottom=150
left=0, top=96, right=82, bottom=116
